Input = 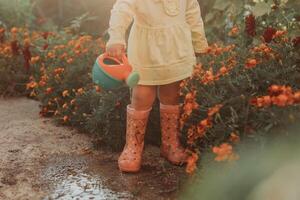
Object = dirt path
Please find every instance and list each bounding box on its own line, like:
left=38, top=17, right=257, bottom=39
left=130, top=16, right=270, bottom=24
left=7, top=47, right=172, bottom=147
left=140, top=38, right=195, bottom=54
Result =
left=0, top=98, right=186, bottom=200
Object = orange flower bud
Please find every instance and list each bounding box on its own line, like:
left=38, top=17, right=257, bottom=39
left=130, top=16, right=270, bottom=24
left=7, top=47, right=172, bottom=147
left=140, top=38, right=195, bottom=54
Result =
left=245, top=58, right=258, bottom=69
left=294, top=92, right=300, bottom=103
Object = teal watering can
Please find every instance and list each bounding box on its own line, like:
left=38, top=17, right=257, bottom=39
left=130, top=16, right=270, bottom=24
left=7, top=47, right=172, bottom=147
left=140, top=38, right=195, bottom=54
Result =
left=92, top=53, right=140, bottom=90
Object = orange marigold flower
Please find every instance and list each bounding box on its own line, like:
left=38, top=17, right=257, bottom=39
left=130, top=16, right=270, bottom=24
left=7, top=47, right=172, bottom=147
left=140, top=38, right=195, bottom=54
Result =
left=95, top=85, right=101, bottom=93
left=185, top=92, right=195, bottom=101
left=245, top=58, right=258, bottom=69
left=54, top=67, right=64, bottom=75
left=273, top=94, right=289, bottom=107
left=74, top=44, right=81, bottom=50
left=263, top=96, right=272, bottom=107
left=62, top=103, right=68, bottom=109
left=60, top=52, right=68, bottom=59
left=77, top=88, right=84, bottom=95
left=26, top=81, right=38, bottom=89
left=196, top=125, right=206, bottom=138
left=186, top=152, right=199, bottom=174
left=200, top=118, right=212, bottom=128
left=183, top=102, right=194, bottom=116
left=207, top=104, right=223, bottom=117
left=195, top=118, right=212, bottom=139
left=70, top=99, right=76, bottom=105
left=63, top=115, right=69, bottom=122
left=274, top=30, right=286, bottom=38
left=202, top=69, right=214, bottom=84
left=24, top=38, right=31, bottom=47
left=228, top=26, right=239, bottom=36
left=45, top=87, right=53, bottom=94
left=219, top=66, right=229, bottom=75
left=47, top=52, right=55, bottom=59
left=179, top=80, right=187, bottom=88
left=255, top=97, right=264, bottom=107
left=30, top=56, right=40, bottom=64
left=67, top=58, right=73, bottom=64
left=294, top=92, right=300, bottom=103
left=39, top=80, right=46, bottom=87
left=269, top=85, right=280, bottom=94
left=11, top=27, right=18, bottom=34
left=212, top=143, right=239, bottom=162
left=229, top=133, right=240, bottom=144
left=62, top=90, right=69, bottom=97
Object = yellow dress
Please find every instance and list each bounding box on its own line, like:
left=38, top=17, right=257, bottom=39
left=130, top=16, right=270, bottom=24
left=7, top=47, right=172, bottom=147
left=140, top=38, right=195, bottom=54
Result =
left=106, top=0, right=208, bottom=85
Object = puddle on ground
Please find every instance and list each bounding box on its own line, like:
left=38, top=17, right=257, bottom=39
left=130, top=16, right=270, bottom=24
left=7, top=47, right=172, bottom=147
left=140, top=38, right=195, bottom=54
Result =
left=45, top=170, right=132, bottom=200
left=42, top=154, right=133, bottom=200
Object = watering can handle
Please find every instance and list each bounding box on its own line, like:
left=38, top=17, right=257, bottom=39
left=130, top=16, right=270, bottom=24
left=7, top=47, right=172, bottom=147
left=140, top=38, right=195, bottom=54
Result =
left=121, top=54, right=130, bottom=66
left=102, top=52, right=130, bottom=66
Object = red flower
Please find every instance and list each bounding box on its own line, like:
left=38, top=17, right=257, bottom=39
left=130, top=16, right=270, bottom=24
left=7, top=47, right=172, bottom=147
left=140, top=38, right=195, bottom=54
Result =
left=263, top=27, right=277, bottom=43
left=292, top=37, right=300, bottom=47
left=43, top=43, right=49, bottom=50
left=22, top=46, right=32, bottom=71
left=11, top=40, right=19, bottom=55
left=42, top=32, right=49, bottom=40
left=245, top=14, right=256, bottom=37
left=0, top=28, right=5, bottom=43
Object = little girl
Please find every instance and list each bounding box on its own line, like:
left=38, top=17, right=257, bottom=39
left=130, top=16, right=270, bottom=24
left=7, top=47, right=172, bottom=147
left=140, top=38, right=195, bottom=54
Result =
left=106, top=0, right=208, bottom=172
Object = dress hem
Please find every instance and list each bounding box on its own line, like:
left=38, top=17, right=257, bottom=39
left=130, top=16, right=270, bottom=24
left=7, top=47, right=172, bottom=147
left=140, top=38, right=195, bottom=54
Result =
left=137, top=71, right=193, bottom=86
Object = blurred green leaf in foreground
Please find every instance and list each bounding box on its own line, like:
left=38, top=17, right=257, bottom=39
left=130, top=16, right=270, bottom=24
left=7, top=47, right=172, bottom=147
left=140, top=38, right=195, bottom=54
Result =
left=181, top=124, right=300, bottom=200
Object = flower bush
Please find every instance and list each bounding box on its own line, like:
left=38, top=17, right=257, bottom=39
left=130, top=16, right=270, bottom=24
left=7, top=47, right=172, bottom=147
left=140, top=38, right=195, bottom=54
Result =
left=180, top=0, right=300, bottom=173
left=0, top=27, right=34, bottom=96
left=0, top=25, right=162, bottom=150
left=1, top=0, right=299, bottom=170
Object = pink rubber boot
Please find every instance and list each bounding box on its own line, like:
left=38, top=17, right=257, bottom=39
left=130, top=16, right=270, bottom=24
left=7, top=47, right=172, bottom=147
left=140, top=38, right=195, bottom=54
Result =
left=160, top=103, right=188, bottom=165
left=118, top=105, right=151, bottom=172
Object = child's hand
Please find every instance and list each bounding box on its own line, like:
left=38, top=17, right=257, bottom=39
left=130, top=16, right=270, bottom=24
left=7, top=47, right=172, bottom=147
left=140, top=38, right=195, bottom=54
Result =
left=195, top=48, right=209, bottom=57
left=106, top=44, right=126, bottom=61
left=195, top=50, right=208, bottom=57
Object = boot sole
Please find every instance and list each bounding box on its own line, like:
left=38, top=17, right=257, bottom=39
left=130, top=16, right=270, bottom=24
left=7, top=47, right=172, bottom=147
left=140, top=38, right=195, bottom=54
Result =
left=160, top=152, right=186, bottom=166
left=119, top=166, right=141, bottom=173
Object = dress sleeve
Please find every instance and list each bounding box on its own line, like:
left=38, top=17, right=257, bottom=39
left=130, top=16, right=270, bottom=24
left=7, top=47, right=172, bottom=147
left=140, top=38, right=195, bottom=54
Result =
left=185, top=0, right=208, bottom=53
left=106, top=0, right=136, bottom=48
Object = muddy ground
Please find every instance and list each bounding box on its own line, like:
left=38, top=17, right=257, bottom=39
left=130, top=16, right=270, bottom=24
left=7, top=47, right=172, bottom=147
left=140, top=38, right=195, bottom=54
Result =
left=0, top=98, right=187, bottom=200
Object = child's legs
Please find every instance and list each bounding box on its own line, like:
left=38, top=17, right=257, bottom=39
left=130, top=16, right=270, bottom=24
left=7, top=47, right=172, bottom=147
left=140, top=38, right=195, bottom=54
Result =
left=158, top=81, right=181, bottom=105
left=131, top=85, right=157, bottom=110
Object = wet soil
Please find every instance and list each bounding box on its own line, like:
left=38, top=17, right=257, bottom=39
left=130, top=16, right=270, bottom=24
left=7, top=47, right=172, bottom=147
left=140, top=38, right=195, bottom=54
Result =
left=0, top=98, right=186, bottom=200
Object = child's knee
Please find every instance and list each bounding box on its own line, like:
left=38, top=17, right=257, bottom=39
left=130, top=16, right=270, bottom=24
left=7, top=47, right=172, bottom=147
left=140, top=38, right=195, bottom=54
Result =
left=158, top=93, right=179, bottom=105
left=158, top=84, right=180, bottom=105
left=131, top=86, right=156, bottom=110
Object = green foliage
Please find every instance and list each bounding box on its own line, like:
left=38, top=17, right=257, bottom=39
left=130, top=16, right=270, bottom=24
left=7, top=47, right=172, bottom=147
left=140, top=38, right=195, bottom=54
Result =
left=0, top=27, right=33, bottom=96
left=180, top=1, right=300, bottom=150
left=0, top=0, right=36, bottom=28
left=0, top=55, right=29, bottom=96
left=199, top=0, right=300, bottom=41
